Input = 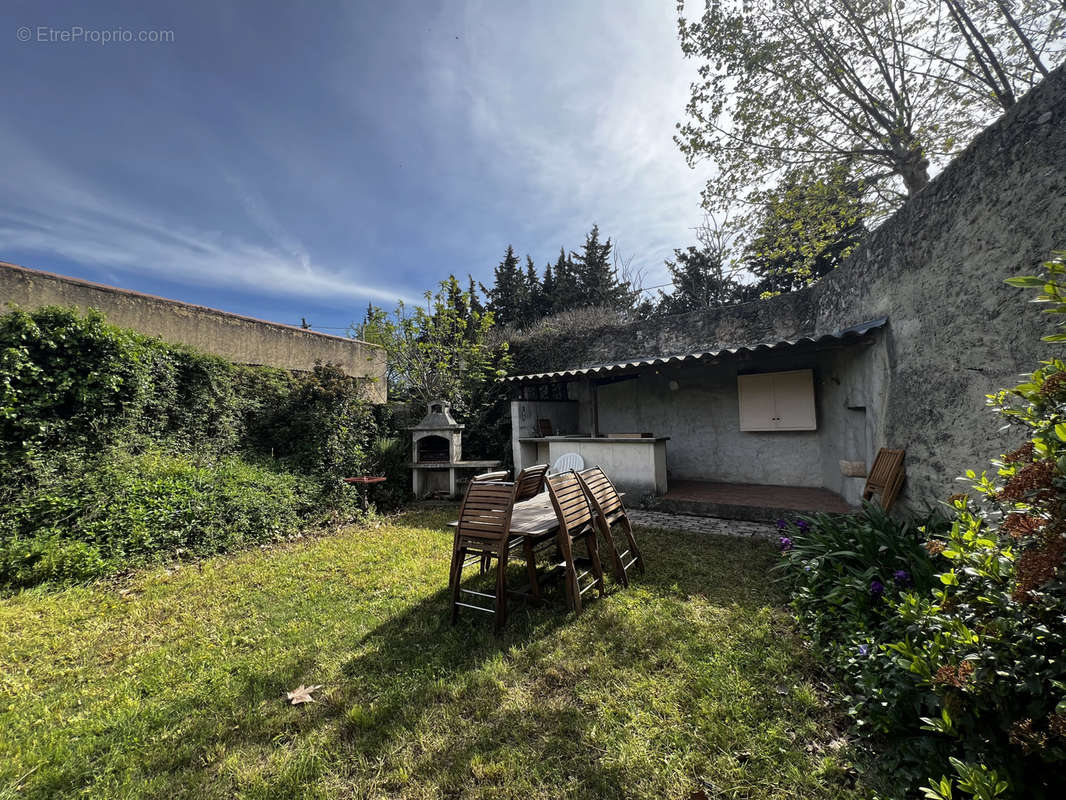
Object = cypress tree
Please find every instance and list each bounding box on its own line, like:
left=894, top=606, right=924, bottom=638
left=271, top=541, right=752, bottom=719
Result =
left=570, top=225, right=634, bottom=310
left=485, top=245, right=525, bottom=328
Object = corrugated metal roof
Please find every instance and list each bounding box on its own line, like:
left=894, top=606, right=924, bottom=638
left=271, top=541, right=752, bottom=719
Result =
left=503, top=317, right=887, bottom=383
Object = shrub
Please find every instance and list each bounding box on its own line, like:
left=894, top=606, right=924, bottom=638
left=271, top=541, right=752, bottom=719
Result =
left=776, top=505, right=949, bottom=751
left=0, top=449, right=318, bottom=589
left=777, top=254, right=1066, bottom=799
left=0, top=306, right=389, bottom=589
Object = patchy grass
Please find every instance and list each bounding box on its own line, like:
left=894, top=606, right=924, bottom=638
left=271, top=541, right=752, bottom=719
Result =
left=0, top=508, right=861, bottom=799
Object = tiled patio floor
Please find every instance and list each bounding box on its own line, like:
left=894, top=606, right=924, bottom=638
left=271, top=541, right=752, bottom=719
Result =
left=651, top=480, right=855, bottom=522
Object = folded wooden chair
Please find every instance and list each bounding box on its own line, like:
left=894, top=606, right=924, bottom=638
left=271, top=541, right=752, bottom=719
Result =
left=546, top=472, right=605, bottom=616
left=514, top=463, right=549, bottom=502
left=577, top=466, right=645, bottom=587
left=472, top=470, right=510, bottom=482
left=449, top=480, right=529, bottom=633
left=863, top=448, right=905, bottom=511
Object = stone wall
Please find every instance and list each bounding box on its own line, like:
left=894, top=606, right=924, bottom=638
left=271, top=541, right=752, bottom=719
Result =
left=0, top=261, right=387, bottom=402
left=511, top=65, right=1066, bottom=506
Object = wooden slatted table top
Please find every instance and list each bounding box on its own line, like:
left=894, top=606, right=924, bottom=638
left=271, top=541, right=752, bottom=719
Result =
left=447, top=491, right=624, bottom=537
left=446, top=493, right=558, bottom=537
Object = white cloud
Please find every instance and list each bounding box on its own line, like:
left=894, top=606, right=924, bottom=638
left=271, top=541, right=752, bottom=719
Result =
left=0, top=129, right=411, bottom=305
left=422, top=0, right=717, bottom=286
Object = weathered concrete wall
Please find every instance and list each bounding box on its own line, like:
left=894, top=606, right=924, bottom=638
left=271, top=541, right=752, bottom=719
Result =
left=595, top=339, right=883, bottom=504
left=512, top=64, right=1066, bottom=507
left=0, top=261, right=387, bottom=402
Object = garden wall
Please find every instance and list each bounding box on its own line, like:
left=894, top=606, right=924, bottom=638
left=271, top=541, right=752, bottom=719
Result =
left=512, top=64, right=1066, bottom=507
left=0, top=260, right=387, bottom=402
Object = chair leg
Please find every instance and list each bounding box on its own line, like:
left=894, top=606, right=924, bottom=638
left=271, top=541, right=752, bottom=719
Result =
left=585, top=530, right=606, bottom=597
left=619, top=515, right=645, bottom=576
left=450, top=546, right=465, bottom=624
left=522, top=537, right=541, bottom=600
left=493, top=543, right=509, bottom=634
left=597, top=518, right=629, bottom=588
left=557, top=532, right=582, bottom=616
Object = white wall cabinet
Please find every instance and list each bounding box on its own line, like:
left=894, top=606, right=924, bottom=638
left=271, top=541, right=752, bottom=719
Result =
left=737, top=369, right=817, bottom=431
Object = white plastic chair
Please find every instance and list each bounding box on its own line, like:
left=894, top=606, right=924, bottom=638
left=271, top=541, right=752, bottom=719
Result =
left=550, top=452, right=585, bottom=475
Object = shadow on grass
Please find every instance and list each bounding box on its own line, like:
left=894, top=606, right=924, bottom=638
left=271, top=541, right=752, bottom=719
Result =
left=28, top=516, right=795, bottom=799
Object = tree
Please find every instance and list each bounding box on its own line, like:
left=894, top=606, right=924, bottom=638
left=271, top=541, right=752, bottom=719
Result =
left=549, top=247, right=582, bottom=314
left=353, top=279, right=510, bottom=419
left=743, top=163, right=868, bottom=297
left=569, top=225, right=636, bottom=311
left=929, top=1, right=1063, bottom=111
left=483, top=245, right=527, bottom=329
left=540, top=261, right=556, bottom=316
left=675, top=0, right=1065, bottom=220
left=658, top=216, right=746, bottom=313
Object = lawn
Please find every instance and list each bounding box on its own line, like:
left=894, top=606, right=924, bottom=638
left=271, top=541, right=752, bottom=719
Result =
left=0, top=508, right=862, bottom=800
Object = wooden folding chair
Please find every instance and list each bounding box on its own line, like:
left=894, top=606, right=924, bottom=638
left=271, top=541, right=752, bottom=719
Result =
left=514, top=463, right=548, bottom=502
left=577, top=467, right=645, bottom=587
left=863, top=448, right=905, bottom=511
left=449, top=480, right=529, bottom=633
left=546, top=472, right=605, bottom=616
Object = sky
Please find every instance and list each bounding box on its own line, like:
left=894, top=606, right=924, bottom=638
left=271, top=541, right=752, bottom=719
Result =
left=1, top=0, right=714, bottom=333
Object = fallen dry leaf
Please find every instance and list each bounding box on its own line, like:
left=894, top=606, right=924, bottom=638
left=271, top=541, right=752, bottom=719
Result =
left=286, top=684, right=324, bottom=705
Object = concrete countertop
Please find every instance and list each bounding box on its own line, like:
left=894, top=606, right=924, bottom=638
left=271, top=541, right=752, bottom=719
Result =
left=518, top=436, right=670, bottom=444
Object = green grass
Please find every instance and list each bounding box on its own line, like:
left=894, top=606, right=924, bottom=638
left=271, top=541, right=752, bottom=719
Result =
left=0, top=509, right=862, bottom=799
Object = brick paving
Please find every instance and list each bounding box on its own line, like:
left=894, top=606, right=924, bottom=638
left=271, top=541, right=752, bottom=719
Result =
left=627, top=509, right=777, bottom=540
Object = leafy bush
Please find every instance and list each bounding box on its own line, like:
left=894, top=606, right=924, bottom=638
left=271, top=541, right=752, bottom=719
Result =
left=776, top=505, right=948, bottom=750
left=0, top=449, right=319, bottom=589
left=0, top=306, right=391, bottom=589
left=777, top=254, right=1066, bottom=799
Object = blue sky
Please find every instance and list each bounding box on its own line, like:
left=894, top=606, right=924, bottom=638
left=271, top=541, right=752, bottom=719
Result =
left=1, top=0, right=713, bottom=333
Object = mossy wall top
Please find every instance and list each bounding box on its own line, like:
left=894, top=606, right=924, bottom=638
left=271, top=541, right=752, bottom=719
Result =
left=0, top=261, right=387, bottom=402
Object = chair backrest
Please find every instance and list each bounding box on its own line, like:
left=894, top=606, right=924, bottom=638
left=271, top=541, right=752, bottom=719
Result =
left=577, top=466, right=624, bottom=518
left=514, top=464, right=548, bottom=502
left=472, top=470, right=510, bottom=482
left=863, top=448, right=905, bottom=510
left=456, top=480, right=517, bottom=544
left=550, top=452, right=585, bottom=475
left=546, top=471, right=593, bottom=534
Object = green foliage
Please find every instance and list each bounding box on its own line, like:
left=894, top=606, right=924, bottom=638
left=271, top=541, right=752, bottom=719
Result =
left=357, top=276, right=509, bottom=419
left=676, top=0, right=1064, bottom=219
left=0, top=306, right=383, bottom=589
left=777, top=253, right=1066, bottom=798
left=0, top=307, right=144, bottom=463
left=658, top=242, right=743, bottom=313
left=742, top=164, right=867, bottom=298
left=357, top=276, right=512, bottom=462
left=0, top=449, right=316, bottom=589
left=775, top=505, right=949, bottom=754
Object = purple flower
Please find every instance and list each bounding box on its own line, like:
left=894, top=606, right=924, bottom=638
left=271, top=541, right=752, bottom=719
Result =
left=870, top=579, right=885, bottom=598
left=893, top=569, right=912, bottom=587
left=797, top=519, right=810, bottom=531
left=858, top=644, right=869, bottom=657
left=776, top=519, right=788, bottom=530
left=779, top=536, right=793, bottom=552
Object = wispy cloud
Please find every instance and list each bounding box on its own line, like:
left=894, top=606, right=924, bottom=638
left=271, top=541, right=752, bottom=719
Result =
left=0, top=128, right=411, bottom=305
left=421, top=0, right=716, bottom=286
